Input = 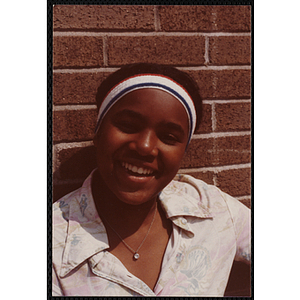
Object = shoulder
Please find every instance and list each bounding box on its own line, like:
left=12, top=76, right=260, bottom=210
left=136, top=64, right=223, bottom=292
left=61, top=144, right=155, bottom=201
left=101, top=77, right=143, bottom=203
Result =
left=52, top=186, right=85, bottom=275
left=53, top=188, right=81, bottom=224
left=165, top=174, right=223, bottom=205
left=53, top=171, right=95, bottom=227
left=165, top=174, right=250, bottom=216
left=52, top=186, right=85, bottom=258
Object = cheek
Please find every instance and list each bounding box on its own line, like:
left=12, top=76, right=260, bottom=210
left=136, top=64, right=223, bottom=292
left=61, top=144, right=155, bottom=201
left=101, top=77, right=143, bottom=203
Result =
left=161, top=147, right=186, bottom=174
left=96, top=127, right=128, bottom=161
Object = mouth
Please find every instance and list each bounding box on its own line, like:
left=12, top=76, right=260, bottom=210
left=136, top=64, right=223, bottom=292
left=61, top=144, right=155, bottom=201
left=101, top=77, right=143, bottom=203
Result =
left=121, top=162, right=155, bottom=177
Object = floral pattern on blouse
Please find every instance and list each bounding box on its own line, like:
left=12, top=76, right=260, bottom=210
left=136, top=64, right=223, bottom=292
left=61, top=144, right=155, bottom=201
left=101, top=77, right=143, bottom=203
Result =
left=52, top=170, right=251, bottom=296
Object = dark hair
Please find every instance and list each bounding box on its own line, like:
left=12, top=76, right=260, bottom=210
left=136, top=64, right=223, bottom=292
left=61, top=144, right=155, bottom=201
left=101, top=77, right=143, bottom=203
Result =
left=95, top=63, right=203, bottom=130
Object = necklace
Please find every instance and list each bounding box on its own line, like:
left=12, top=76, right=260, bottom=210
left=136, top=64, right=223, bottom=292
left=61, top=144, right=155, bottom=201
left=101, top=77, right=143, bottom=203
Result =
left=102, top=202, right=157, bottom=260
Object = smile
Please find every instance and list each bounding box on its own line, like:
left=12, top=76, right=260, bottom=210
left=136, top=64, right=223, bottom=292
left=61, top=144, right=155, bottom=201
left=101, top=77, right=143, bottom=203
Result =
left=121, top=162, right=154, bottom=176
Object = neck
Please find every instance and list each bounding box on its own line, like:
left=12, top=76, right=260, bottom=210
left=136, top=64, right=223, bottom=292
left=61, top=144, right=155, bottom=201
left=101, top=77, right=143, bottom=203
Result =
left=91, top=169, right=158, bottom=229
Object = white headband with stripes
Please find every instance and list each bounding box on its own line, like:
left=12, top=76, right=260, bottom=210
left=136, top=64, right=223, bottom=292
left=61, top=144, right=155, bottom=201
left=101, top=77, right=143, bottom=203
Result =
left=94, top=74, right=197, bottom=143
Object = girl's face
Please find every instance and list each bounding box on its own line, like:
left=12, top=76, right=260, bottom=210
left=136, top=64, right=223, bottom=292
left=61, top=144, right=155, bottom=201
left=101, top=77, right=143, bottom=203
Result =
left=94, top=88, right=190, bottom=205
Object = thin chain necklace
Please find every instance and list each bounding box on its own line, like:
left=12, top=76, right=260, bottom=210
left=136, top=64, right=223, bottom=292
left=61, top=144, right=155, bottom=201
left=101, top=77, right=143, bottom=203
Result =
left=102, top=202, right=157, bottom=260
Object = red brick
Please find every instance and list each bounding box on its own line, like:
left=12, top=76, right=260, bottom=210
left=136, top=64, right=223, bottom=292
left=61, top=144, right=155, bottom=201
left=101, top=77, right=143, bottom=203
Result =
left=213, top=6, right=251, bottom=32
left=216, top=135, right=251, bottom=166
left=53, top=35, right=104, bottom=68
left=53, top=5, right=155, bottom=31
left=107, top=36, right=206, bottom=66
left=53, top=108, right=97, bottom=143
left=181, top=134, right=251, bottom=169
left=196, top=103, right=212, bottom=134
left=159, top=5, right=251, bottom=32
left=188, top=69, right=251, bottom=100
left=53, top=71, right=112, bottom=105
left=181, top=138, right=214, bottom=168
left=54, top=145, right=97, bottom=180
left=215, top=102, right=251, bottom=132
left=209, top=36, right=251, bottom=65
left=216, top=167, right=251, bottom=197
left=239, top=197, right=251, bottom=209
left=159, top=6, right=216, bottom=32
left=181, top=171, right=215, bottom=185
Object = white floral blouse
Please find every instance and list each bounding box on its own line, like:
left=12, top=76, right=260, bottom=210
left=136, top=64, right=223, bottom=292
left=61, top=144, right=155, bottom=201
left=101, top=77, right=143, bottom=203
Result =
left=52, top=170, right=251, bottom=296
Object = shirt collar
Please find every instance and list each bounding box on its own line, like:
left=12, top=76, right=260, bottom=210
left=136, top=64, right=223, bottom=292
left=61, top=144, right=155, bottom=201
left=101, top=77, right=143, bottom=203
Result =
left=59, top=170, right=110, bottom=277
left=59, top=171, right=213, bottom=277
left=159, top=174, right=214, bottom=236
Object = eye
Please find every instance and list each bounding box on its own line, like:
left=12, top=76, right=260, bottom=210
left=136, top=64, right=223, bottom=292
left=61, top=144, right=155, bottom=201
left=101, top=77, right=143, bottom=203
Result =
left=159, top=133, right=181, bottom=145
left=111, top=110, right=145, bottom=134
left=158, top=122, right=186, bottom=146
left=112, top=119, right=141, bottom=134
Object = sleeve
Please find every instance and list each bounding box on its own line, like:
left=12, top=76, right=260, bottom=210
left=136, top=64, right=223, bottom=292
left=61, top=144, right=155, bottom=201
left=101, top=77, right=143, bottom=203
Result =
left=221, top=191, right=251, bottom=264
left=52, top=264, right=64, bottom=296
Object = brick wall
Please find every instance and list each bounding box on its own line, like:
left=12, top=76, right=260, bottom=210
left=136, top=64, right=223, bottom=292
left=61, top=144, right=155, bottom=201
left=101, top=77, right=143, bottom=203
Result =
left=52, top=5, right=251, bottom=208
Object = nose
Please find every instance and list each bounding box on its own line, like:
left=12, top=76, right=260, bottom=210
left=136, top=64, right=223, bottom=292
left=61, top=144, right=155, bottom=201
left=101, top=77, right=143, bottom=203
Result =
left=129, top=129, right=159, bottom=157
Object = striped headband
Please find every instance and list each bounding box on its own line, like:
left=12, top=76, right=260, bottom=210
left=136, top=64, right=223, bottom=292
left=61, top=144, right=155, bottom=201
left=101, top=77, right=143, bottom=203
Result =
left=94, top=74, right=197, bottom=144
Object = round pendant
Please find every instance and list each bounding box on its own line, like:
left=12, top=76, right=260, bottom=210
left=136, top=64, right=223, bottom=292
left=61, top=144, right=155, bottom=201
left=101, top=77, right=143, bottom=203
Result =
left=133, top=253, right=140, bottom=260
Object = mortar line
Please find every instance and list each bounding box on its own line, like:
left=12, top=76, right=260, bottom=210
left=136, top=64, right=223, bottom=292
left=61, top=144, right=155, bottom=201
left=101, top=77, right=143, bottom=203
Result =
left=212, top=6, right=218, bottom=30
left=103, top=35, right=108, bottom=67
left=178, top=65, right=251, bottom=70
left=154, top=5, right=161, bottom=32
left=178, top=163, right=251, bottom=173
left=236, top=195, right=252, bottom=201
left=53, top=65, right=251, bottom=73
left=192, top=131, right=251, bottom=140
left=53, top=31, right=251, bottom=37
left=212, top=174, right=218, bottom=186
left=53, top=104, right=97, bottom=111
left=53, top=67, right=119, bottom=74
left=204, top=36, right=210, bottom=65
left=202, top=99, right=251, bottom=104
left=53, top=140, right=94, bottom=149
left=211, top=102, right=217, bottom=132
left=212, top=134, right=219, bottom=167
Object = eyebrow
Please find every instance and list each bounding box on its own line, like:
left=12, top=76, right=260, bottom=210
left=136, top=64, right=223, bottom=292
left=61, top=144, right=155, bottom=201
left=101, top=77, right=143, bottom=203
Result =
left=113, top=109, right=144, bottom=120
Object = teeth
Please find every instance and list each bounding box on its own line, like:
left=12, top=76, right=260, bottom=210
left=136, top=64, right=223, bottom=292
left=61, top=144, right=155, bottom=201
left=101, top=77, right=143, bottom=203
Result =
left=121, top=162, right=153, bottom=175
left=137, top=167, right=144, bottom=174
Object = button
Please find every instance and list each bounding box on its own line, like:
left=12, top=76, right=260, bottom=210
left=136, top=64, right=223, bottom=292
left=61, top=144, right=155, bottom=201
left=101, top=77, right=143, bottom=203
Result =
left=181, top=217, right=187, bottom=225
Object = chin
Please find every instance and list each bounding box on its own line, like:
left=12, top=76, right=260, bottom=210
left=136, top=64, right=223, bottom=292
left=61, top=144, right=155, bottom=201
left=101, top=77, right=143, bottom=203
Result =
left=115, top=190, right=158, bottom=206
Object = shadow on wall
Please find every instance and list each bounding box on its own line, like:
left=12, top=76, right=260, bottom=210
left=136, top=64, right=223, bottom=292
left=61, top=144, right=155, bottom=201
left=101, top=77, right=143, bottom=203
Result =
left=224, top=261, right=251, bottom=297
left=53, top=145, right=97, bottom=202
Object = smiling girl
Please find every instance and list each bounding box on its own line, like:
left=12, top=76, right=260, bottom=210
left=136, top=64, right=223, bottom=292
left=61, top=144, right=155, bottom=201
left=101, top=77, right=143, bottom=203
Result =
left=52, top=63, right=251, bottom=296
